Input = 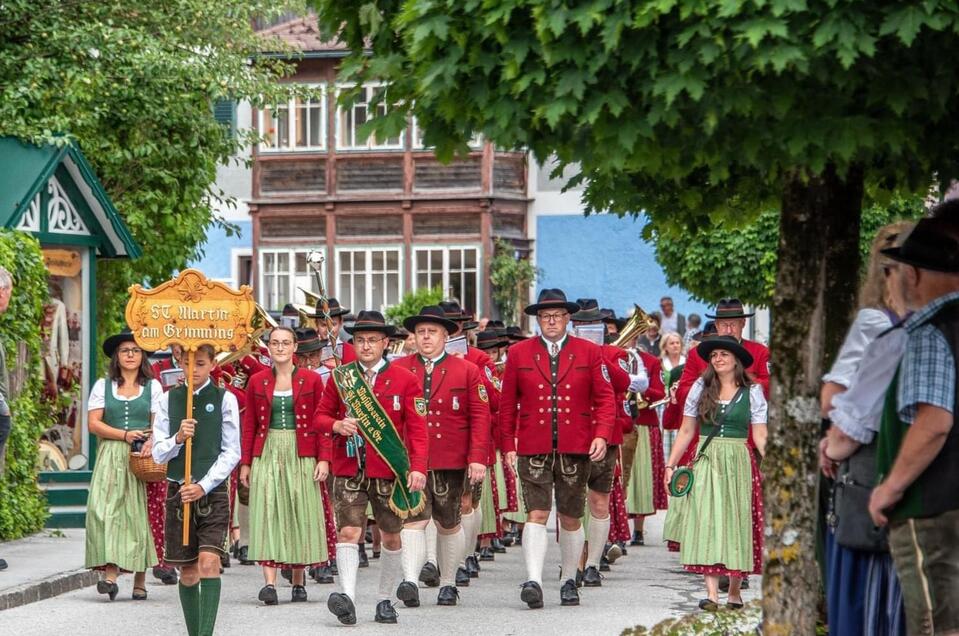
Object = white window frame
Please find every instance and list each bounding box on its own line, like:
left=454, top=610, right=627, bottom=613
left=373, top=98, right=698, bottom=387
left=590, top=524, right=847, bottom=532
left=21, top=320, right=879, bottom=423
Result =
left=257, top=247, right=326, bottom=311
left=258, top=83, right=327, bottom=152
left=230, top=247, right=253, bottom=291
left=334, top=245, right=404, bottom=313
left=412, top=244, right=482, bottom=314
left=411, top=118, right=483, bottom=150
left=335, top=83, right=405, bottom=151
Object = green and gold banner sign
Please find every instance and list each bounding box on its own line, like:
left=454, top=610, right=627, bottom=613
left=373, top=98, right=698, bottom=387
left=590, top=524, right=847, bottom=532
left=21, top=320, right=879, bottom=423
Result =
left=332, top=363, right=424, bottom=519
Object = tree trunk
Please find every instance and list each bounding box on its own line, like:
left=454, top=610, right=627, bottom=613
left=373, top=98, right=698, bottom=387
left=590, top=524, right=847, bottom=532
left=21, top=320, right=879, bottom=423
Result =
left=762, top=164, right=863, bottom=635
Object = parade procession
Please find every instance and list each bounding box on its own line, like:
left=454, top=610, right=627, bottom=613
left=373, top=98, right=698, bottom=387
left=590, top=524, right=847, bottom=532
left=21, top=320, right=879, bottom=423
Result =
left=6, top=3, right=959, bottom=636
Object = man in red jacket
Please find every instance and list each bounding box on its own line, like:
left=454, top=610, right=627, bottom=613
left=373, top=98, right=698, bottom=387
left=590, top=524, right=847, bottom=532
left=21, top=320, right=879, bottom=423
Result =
left=316, top=311, right=428, bottom=626
left=501, top=289, right=616, bottom=609
left=394, top=306, right=491, bottom=607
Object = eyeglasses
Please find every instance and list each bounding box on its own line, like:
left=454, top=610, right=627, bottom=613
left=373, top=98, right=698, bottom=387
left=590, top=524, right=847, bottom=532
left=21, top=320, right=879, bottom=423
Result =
left=268, top=340, right=294, bottom=348
left=537, top=312, right=568, bottom=323
left=117, top=347, right=142, bottom=356
left=354, top=336, right=386, bottom=347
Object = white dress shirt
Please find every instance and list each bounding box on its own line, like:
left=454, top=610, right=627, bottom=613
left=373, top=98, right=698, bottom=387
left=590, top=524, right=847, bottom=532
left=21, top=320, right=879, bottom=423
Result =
left=821, top=308, right=893, bottom=387
left=151, top=378, right=241, bottom=494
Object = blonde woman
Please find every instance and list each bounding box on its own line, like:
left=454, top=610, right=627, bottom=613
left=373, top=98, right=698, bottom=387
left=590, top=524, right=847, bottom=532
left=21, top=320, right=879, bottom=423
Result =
left=660, top=331, right=686, bottom=373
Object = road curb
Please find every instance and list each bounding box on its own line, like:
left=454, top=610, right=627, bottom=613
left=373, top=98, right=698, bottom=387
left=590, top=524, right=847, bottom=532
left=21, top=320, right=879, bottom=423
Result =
left=0, top=567, right=98, bottom=611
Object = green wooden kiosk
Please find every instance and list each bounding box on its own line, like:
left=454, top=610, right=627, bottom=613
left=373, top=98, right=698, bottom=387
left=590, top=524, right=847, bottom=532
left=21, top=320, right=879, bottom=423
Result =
left=0, top=137, right=141, bottom=527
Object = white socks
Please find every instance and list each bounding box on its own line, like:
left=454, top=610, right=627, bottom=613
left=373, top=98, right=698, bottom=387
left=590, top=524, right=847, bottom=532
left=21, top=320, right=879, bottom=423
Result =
left=460, top=510, right=477, bottom=564
left=522, top=522, right=548, bottom=585
left=400, top=528, right=427, bottom=583
left=378, top=546, right=403, bottom=601
left=559, top=526, right=585, bottom=583
left=425, top=520, right=438, bottom=565
left=437, top=528, right=466, bottom=588
left=336, top=543, right=359, bottom=601
left=586, top=515, right=611, bottom=568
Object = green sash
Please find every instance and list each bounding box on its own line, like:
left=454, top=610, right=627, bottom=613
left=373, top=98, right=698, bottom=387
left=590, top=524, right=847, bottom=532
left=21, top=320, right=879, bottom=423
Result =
left=332, top=362, right=425, bottom=519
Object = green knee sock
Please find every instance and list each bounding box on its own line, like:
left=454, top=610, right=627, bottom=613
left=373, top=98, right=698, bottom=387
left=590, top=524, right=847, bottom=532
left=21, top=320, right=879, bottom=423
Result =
left=198, top=577, right=222, bottom=636
left=178, top=582, right=200, bottom=636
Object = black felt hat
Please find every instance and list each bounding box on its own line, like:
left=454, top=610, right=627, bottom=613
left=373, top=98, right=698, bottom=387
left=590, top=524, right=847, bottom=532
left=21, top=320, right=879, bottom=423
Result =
left=571, top=298, right=605, bottom=322
left=295, top=327, right=325, bottom=354
left=524, top=288, right=580, bottom=316
left=345, top=310, right=396, bottom=336
left=705, top=298, right=755, bottom=320
left=696, top=335, right=754, bottom=368
left=882, top=217, right=959, bottom=272
left=403, top=305, right=459, bottom=334
left=506, top=326, right=528, bottom=342
left=475, top=330, right=506, bottom=350
left=102, top=328, right=140, bottom=358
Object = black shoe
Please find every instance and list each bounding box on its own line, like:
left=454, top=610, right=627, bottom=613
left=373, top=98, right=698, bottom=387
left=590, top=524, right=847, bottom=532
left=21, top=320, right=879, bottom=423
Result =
left=582, top=566, right=602, bottom=587
left=132, top=586, right=148, bottom=601
left=741, top=576, right=750, bottom=590
left=465, top=554, right=480, bottom=577
left=618, top=541, right=628, bottom=557
left=0, top=558, right=7, bottom=571
left=374, top=599, right=398, bottom=624
left=479, top=547, right=495, bottom=561
left=698, top=598, right=719, bottom=612
left=396, top=580, right=420, bottom=608
left=291, top=585, right=307, bottom=603
left=491, top=538, right=506, bottom=553
left=719, top=575, right=730, bottom=593
left=605, top=542, right=623, bottom=565
left=220, top=551, right=230, bottom=569
left=280, top=568, right=293, bottom=583
left=455, top=566, right=471, bottom=587
left=599, top=555, right=611, bottom=572
left=313, top=564, right=334, bottom=584
left=230, top=540, right=241, bottom=559
left=419, top=562, right=440, bottom=588
left=727, top=600, right=745, bottom=610
left=372, top=550, right=380, bottom=560
left=437, top=585, right=459, bottom=606
left=501, top=534, right=515, bottom=547
left=153, top=566, right=178, bottom=585
left=520, top=581, right=544, bottom=609
left=630, top=529, right=644, bottom=546
left=258, top=585, right=278, bottom=606
left=96, top=580, right=119, bottom=601
left=330, top=558, right=338, bottom=575
left=365, top=528, right=374, bottom=544
left=237, top=545, right=253, bottom=565
left=560, top=578, right=580, bottom=606
left=327, top=592, right=356, bottom=625
left=358, top=544, right=369, bottom=568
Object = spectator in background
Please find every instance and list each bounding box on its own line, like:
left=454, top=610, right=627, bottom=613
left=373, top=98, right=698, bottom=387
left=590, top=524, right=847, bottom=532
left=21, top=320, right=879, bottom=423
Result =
left=0, top=265, right=12, bottom=571
left=683, top=314, right=702, bottom=348
left=660, top=332, right=686, bottom=374
left=638, top=312, right=662, bottom=356
left=659, top=296, right=686, bottom=337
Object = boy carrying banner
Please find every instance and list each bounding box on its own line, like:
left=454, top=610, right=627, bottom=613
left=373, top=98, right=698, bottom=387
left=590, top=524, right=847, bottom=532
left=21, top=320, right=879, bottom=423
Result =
left=152, top=344, right=241, bottom=636
left=317, top=310, right=429, bottom=625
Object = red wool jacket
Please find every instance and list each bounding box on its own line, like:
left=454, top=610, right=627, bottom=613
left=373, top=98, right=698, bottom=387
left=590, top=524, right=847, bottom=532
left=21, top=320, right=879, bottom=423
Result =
left=394, top=353, right=491, bottom=469
left=500, top=335, right=617, bottom=456
left=241, top=368, right=330, bottom=466
left=600, top=344, right=631, bottom=446
left=316, top=360, right=429, bottom=479
left=635, top=351, right=665, bottom=427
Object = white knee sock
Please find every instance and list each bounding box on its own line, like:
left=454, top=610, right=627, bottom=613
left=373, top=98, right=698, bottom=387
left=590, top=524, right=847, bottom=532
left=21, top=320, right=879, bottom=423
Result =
left=460, top=510, right=477, bottom=564
left=522, top=522, right=548, bottom=585
left=586, top=515, right=610, bottom=568
left=336, top=543, right=359, bottom=601
left=437, top=527, right=466, bottom=588
left=425, top=520, right=438, bottom=565
left=400, top=528, right=427, bottom=583
left=378, top=546, right=402, bottom=601
left=559, top=526, right=585, bottom=584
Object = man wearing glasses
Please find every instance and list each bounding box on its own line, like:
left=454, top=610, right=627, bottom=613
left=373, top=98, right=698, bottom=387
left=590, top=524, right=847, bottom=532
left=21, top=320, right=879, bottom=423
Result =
left=500, top=289, right=616, bottom=609
left=317, top=310, right=428, bottom=625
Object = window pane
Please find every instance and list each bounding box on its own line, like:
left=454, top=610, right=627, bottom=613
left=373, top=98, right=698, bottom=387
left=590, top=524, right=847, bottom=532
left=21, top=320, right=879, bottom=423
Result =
left=263, top=108, right=277, bottom=148
left=355, top=273, right=366, bottom=309
left=295, top=252, right=307, bottom=274
left=386, top=249, right=398, bottom=270
left=339, top=274, right=351, bottom=308
left=372, top=275, right=384, bottom=311
left=450, top=249, right=461, bottom=270
left=309, top=103, right=322, bottom=147
left=430, top=249, right=442, bottom=270
left=387, top=273, right=399, bottom=305
left=277, top=106, right=290, bottom=148
left=295, top=99, right=307, bottom=147
left=416, top=273, right=428, bottom=288
left=372, top=250, right=384, bottom=271
left=339, top=251, right=351, bottom=273
left=464, top=272, right=477, bottom=314
left=429, top=271, right=442, bottom=288
left=465, top=248, right=476, bottom=269
left=277, top=251, right=289, bottom=273
left=353, top=105, right=367, bottom=146
left=263, top=252, right=275, bottom=274
left=355, top=251, right=365, bottom=271
left=339, top=109, right=352, bottom=148
left=451, top=276, right=463, bottom=307
left=416, top=250, right=427, bottom=270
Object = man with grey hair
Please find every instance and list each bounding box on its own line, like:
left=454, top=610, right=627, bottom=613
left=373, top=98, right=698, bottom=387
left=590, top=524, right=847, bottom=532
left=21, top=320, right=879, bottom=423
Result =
left=0, top=265, right=12, bottom=571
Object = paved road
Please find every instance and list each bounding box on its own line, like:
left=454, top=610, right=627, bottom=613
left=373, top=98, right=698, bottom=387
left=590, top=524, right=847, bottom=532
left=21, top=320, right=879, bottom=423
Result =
left=2, top=512, right=760, bottom=634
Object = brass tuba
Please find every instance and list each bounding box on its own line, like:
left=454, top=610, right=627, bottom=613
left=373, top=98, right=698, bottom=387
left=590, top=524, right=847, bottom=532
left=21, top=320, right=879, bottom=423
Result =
left=613, top=305, right=659, bottom=412
left=216, top=303, right=277, bottom=371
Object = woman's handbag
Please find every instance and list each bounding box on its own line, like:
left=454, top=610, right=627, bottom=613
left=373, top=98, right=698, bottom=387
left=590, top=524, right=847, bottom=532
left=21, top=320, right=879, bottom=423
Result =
left=830, top=441, right=888, bottom=553
left=129, top=436, right=167, bottom=483
left=669, top=387, right=746, bottom=497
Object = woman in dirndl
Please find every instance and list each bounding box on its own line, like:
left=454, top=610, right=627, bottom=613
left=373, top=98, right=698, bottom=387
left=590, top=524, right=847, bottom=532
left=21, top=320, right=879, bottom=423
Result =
left=664, top=335, right=766, bottom=611
left=240, top=325, right=329, bottom=605
left=85, top=329, right=162, bottom=601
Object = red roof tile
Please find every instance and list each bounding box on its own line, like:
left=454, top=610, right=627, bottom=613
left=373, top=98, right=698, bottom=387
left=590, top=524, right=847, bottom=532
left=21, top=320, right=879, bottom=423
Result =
left=258, top=14, right=347, bottom=53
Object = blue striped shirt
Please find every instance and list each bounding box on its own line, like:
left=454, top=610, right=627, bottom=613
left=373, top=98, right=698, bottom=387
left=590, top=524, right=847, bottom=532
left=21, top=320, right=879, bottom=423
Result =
left=897, top=291, right=959, bottom=423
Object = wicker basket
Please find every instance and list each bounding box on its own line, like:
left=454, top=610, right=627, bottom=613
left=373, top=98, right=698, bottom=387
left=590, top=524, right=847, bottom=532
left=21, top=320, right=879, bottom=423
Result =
left=129, top=451, right=167, bottom=483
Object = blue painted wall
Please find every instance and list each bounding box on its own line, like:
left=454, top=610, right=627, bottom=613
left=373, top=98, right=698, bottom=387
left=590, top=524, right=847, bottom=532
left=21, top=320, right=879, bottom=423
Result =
left=188, top=220, right=251, bottom=281
left=535, top=213, right=709, bottom=322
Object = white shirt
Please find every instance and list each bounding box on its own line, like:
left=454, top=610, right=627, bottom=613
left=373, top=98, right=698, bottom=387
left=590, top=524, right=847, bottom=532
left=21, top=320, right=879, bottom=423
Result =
left=88, top=378, right=164, bottom=415
left=541, top=334, right=567, bottom=354
left=661, top=355, right=686, bottom=373
left=151, top=379, right=241, bottom=494
left=684, top=378, right=767, bottom=425
left=821, top=308, right=893, bottom=387
left=661, top=312, right=679, bottom=334
left=358, top=357, right=387, bottom=385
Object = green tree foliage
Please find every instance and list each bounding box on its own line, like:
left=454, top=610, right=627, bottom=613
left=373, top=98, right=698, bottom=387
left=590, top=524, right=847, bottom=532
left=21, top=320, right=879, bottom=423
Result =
left=490, top=239, right=542, bottom=325
left=0, top=0, right=301, bottom=347
left=0, top=231, right=52, bottom=539
left=384, top=286, right=445, bottom=325
left=652, top=197, right=927, bottom=307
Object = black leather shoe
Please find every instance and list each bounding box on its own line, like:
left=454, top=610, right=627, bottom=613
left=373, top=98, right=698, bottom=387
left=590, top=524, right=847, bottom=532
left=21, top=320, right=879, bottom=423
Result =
left=520, top=580, right=544, bottom=609
left=630, top=529, right=644, bottom=546
left=465, top=554, right=480, bottom=577
left=698, top=598, right=719, bottom=612
left=374, top=599, right=398, bottom=624
left=599, top=555, right=611, bottom=572
left=358, top=544, right=369, bottom=568
left=479, top=546, right=495, bottom=561
left=719, top=575, right=730, bottom=592
left=741, top=576, right=750, bottom=589
left=237, top=545, right=253, bottom=565
left=491, top=538, right=506, bottom=553
left=327, top=592, right=356, bottom=625
left=437, top=585, right=459, bottom=606
left=560, top=578, right=580, bottom=606
left=96, top=579, right=119, bottom=601
left=455, top=566, right=471, bottom=587
left=153, top=566, right=178, bottom=585
left=313, top=564, right=334, bottom=584
left=291, top=585, right=307, bottom=603
left=0, top=558, right=8, bottom=571
left=258, top=584, right=278, bottom=606
left=396, top=580, right=420, bottom=608
left=419, top=562, right=440, bottom=588
left=280, top=568, right=292, bottom=583
left=220, top=551, right=230, bottom=569
left=582, top=566, right=602, bottom=587
left=605, top=542, right=623, bottom=565
left=365, top=528, right=374, bottom=544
